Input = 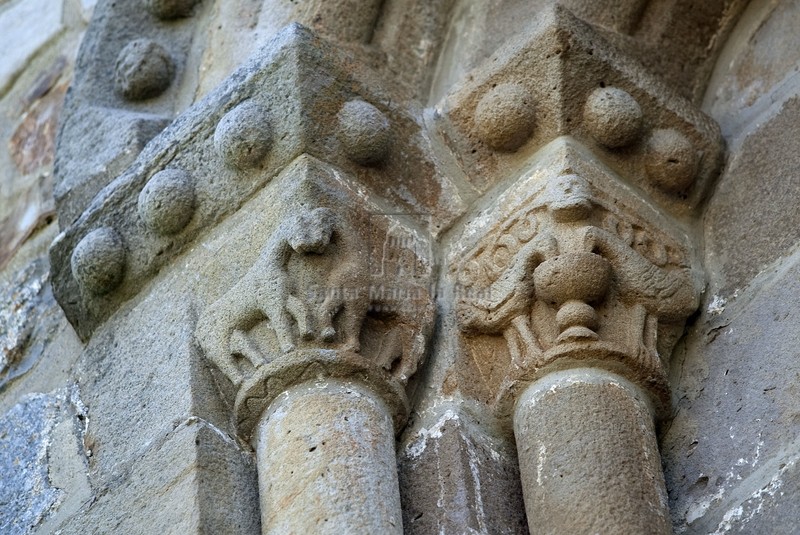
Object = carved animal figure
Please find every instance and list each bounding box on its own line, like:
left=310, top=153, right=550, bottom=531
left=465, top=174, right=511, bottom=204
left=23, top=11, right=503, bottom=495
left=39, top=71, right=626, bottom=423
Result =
left=456, top=231, right=557, bottom=334
left=580, top=226, right=697, bottom=321
left=313, top=230, right=370, bottom=353
left=455, top=231, right=557, bottom=365
left=196, top=206, right=370, bottom=386
left=368, top=291, right=434, bottom=383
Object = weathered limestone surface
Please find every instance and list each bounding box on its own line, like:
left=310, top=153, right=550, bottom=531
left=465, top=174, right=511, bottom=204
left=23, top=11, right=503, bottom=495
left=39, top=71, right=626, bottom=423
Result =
left=707, top=454, right=800, bottom=535
left=0, top=393, right=64, bottom=534
left=55, top=421, right=260, bottom=534
left=515, top=369, right=670, bottom=534
left=0, top=0, right=64, bottom=97
left=663, top=254, right=800, bottom=533
left=704, top=95, right=800, bottom=296
left=53, top=0, right=205, bottom=226
left=257, top=381, right=402, bottom=534
left=72, top=295, right=229, bottom=485
left=0, top=0, right=87, bottom=270
left=430, top=0, right=746, bottom=105
left=704, top=0, right=800, bottom=139
left=1, top=259, right=55, bottom=389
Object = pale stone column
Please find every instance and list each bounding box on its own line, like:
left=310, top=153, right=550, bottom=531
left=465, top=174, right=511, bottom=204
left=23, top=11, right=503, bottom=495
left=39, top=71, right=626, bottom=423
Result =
left=256, top=380, right=403, bottom=534
left=514, top=368, right=670, bottom=534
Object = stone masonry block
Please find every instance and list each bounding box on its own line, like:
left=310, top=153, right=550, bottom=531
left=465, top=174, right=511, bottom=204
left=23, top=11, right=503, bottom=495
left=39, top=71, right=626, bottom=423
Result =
left=705, top=94, right=800, bottom=296
left=661, top=253, right=800, bottom=531
left=0, top=0, right=64, bottom=97
left=705, top=452, right=800, bottom=535
left=398, top=409, right=528, bottom=534
left=705, top=0, right=800, bottom=139
left=74, top=291, right=229, bottom=486
left=435, top=6, right=722, bottom=217
left=55, top=420, right=260, bottom=534
left=0, top=393, right=63, bottom=534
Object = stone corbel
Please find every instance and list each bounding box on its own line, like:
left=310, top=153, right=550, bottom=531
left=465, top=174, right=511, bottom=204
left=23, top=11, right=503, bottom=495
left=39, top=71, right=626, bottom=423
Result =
left=440, top=7, right=722, bottom=534
left=49, top=24, right=448, bottom=341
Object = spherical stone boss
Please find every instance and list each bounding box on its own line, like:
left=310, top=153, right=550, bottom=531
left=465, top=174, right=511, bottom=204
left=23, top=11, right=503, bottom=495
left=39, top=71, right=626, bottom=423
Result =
left=138, top=168, right=195, bottom=235
left=214, top=101, right=273, bottom=170
left=645, top=128, right=698, bottom=193
left=114, top=39, right=175, bottom=101
left=533, top=252, right=612, bottom=306
left=71, top=227, right=126, bottom=295
left=583, top=87, right=643, bottom=149
left=337, top=100, right=392, bottom=166
left=474, top=83, right=536, bottom=152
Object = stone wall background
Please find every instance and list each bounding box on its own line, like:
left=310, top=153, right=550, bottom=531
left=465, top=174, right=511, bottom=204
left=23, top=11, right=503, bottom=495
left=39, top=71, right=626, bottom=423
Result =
left=0, top=1, right=95, bottom=533
left=0, top=0, right=799, bottom=533
left=661, top=1, right=800, bottom=532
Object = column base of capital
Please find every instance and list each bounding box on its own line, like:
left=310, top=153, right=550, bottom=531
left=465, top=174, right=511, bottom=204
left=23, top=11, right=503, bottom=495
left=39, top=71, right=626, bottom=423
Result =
left=234, top=348, right=410, bottom=441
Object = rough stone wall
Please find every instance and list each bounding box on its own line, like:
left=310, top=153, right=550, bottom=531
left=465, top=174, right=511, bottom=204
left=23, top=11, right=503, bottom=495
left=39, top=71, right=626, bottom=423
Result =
left=661, top=1, right=800, bottom=532
left=0, top=1, right=799, bottom=534
left=0, top=1, right=92, bottom=533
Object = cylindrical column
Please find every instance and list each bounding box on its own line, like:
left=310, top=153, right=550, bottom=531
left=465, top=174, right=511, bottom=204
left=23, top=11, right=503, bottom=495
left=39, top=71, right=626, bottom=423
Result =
left=255, top=379, right=403, bottom=534
left=514, top=368, right=671, bottom=534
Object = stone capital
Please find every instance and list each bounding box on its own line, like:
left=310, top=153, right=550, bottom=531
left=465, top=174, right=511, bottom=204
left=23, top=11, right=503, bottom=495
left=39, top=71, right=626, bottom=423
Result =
left=194, top=155, right=435, bottom=440
left=437, top=7, right=720, bottom=422
left=452, top=138, right=701, bottom=419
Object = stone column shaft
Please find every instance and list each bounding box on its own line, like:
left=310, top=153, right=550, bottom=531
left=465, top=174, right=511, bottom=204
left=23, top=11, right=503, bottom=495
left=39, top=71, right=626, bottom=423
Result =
left=513, top=368, right=670, bottom=534
left=255, top=380, right=403, bottom=534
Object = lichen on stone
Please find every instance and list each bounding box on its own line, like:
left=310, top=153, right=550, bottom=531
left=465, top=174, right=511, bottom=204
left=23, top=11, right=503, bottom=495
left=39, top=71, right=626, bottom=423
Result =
left=0, top=258, right=55, bottom=389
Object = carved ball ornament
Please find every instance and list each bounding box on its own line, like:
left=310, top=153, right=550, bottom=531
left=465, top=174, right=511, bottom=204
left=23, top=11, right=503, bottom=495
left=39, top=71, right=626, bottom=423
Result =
left=533, top=252, right=612, bottom=306
left=583, top=87, right=643, bottom=149
left=114, top=39, right=175, bottom=101
left=645, top=128, right=699, bottom=193
left=71, top=227, right=126, bottom=296
left=337, top=100, right=392, bottom=166
left=474, top=83, right=536, bottom=152
left=214, top=101, right=274, bottom=169
left=138, top=169, right=196, bottom=235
